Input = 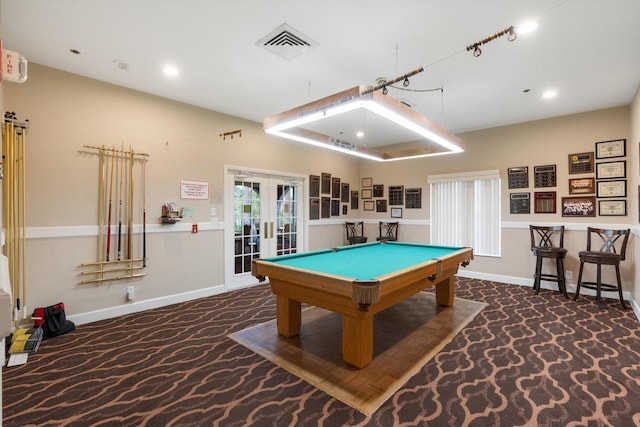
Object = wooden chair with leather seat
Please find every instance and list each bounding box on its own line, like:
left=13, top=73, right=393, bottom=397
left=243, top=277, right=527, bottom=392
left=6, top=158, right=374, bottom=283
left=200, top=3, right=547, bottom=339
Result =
left=345, top=221, right=367, bottom=245
left=377, top=221, right=399, bottom=242
left=529, top=225, right=568, bottom=298
left=574, top=227, right=630, bottom=309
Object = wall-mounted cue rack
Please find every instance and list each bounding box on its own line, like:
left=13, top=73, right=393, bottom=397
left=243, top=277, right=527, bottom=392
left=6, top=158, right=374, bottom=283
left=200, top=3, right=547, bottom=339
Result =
left=80, top=144, right=149, bottom=284
left=3, top=113, right=30, bottom=322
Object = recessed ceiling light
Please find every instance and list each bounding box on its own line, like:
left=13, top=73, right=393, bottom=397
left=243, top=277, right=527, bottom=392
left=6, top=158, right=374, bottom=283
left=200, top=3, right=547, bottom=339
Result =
left=356, top=131, right=364, bottom=138
left=517, top=20, right=539, bottom=34
left=163, top=65, right=179, bottom=77
left=542, top=89, right=557, bottom=99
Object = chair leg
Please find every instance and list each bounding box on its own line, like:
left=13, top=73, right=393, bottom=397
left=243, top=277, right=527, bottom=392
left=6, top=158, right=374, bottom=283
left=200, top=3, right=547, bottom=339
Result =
left=596, top=264, right=602, bottom=309
left=615, top=265, right=628, bottom=310
left=573, top=262, right=584, bottom=301
left=533, top=256, right=543, bottom=295
left=557, top=258, right=568, bottom=298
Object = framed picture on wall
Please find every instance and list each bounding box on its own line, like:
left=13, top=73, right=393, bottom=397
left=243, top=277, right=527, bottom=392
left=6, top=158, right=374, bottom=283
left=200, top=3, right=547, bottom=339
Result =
left=596, top=160, right=626, bottom=179
left=598, top=200, right=626, bottom=216
left=595, top=139, right=626, bottom=159
left=568, top=152, right=594, bottom=174
left=341, top=182, right=350, bottom=202
left=375, top=199, right=387, bottom=212
left=596, top=180, right=626, bottom=198
left=568, top=177, right=594, bottom=194
left=390, top=207, right=403, bottom=218
left=350, top=190, right=359, bottom=210
left=561, top=196, right=595, bottom=217
left=363, top=200, right=374, bottom=211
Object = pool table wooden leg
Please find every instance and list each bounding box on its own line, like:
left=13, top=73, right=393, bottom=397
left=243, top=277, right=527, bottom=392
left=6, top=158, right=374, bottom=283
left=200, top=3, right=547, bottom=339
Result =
left=435, top=276, right=454, bottom=306
left=276, top=296, right=301, bottom=337
left=342, top=314, right=373, bottom=368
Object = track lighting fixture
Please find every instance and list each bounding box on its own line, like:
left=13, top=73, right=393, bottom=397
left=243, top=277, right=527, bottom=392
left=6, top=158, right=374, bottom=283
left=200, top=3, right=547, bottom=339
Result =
left=466, top=25, right=516, bottom=57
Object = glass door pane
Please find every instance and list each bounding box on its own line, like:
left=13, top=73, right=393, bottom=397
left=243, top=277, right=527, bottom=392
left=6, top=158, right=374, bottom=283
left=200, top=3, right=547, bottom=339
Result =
left=275, top=183, right=297, bottom=256
left=233, top=178, right=262, bottom=275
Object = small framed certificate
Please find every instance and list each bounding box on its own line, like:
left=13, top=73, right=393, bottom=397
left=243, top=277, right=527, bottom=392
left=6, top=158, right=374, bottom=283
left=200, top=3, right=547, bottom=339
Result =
left=598, top=200, right=626, bottom=216
left=390, top=207, right=403, bottom=218
left=596, top=180, right=626, bottom=198
left=596, top=160, right=626, bottom=179
left=363, top=200, right=375, bottom=211
left=361, top=188, right=372, bottom=199
left=361, top=177, right=373, bottom=188
left=595, top=139, right=626, bottom=159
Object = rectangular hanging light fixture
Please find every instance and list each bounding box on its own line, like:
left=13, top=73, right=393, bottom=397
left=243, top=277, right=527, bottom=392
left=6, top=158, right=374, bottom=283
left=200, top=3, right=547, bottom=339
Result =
left=263, top=71, right=464, bottom=161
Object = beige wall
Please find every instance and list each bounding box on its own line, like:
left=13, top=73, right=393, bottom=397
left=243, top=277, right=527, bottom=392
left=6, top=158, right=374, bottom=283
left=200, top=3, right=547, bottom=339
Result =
left=630, top=84, right=640, bottom=304
left=4, top=64, right=362, bottom=319
left=3, top=63, right=638, bottom=323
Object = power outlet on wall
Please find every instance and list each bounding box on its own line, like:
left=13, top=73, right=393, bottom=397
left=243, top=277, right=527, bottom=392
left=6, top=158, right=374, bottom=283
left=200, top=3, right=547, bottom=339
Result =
left=126, top=286, right=135, bottom=301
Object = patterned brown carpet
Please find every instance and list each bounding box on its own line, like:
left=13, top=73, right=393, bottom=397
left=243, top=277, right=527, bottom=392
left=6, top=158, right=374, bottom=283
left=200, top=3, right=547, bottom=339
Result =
left=3, top=277, right=640, bottom=426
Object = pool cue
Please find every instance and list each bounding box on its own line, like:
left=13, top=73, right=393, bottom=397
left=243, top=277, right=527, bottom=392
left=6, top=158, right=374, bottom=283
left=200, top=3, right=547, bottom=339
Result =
left=105, top=146, right=115, bottom=261
left=18, top=124, right=27, bottom=318
left=127, top=147, right=134, bottom=260
left=97, top=145, right=106, bottom=263
left=142, top=158, right=147, bottom=267
left=117, top=143, right=124, bottom=260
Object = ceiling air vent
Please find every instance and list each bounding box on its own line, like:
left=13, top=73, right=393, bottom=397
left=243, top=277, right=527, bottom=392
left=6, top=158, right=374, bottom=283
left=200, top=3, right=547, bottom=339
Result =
left=256, top=23, right=318, bottom=60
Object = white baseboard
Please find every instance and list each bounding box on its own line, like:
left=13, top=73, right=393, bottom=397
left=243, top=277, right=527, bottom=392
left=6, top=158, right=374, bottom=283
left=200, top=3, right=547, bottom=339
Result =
left=68, top=272, right=640, bottom=326
left=458, top=270, right=640, bottom=320
left=67, top=284, right=227, bottom=326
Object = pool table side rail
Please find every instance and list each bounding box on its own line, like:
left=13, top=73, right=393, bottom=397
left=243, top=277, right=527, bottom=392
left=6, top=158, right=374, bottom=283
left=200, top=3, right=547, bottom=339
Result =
left=251, top=246, right=473, bottom=316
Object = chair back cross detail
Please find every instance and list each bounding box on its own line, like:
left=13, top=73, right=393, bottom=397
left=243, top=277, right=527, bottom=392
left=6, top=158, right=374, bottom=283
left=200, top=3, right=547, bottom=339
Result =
left=589, top=229, right=628, bottom=258
left=377, top=222, right=399, bottom=242
left=345, top=221, right=367, bottom=245
left=531, top=226, right=564, bottom=249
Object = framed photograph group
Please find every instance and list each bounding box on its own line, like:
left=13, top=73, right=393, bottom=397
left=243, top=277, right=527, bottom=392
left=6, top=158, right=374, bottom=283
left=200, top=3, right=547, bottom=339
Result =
left=561, top=196, right=595, bottom=217
left=568, top=177, right=594, bottom=195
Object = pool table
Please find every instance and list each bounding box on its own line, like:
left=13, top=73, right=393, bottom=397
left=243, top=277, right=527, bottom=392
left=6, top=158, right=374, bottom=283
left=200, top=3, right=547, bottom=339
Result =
left=251, top=241, right=473, bottom=368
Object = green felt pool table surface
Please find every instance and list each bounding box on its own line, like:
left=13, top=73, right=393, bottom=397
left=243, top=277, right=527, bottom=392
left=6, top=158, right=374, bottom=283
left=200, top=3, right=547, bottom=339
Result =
left=262, top=241, right=465, bottom=280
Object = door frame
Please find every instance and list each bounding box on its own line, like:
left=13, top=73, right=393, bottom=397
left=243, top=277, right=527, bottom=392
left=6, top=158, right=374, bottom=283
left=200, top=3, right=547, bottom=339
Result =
left=223, top=165, right=307, bottom=291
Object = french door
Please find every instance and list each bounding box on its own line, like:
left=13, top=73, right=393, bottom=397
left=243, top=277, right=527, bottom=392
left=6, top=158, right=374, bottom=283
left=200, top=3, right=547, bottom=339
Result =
left=224, top=168, right=303, bottom=290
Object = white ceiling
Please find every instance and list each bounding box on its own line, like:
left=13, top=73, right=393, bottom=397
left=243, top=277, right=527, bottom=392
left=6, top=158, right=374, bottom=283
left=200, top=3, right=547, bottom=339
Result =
left=1, top=0, right=640, bottom=135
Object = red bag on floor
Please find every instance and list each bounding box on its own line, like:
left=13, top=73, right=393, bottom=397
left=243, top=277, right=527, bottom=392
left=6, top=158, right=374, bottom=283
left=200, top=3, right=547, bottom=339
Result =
left=32, top=302, right=75, bottom=340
